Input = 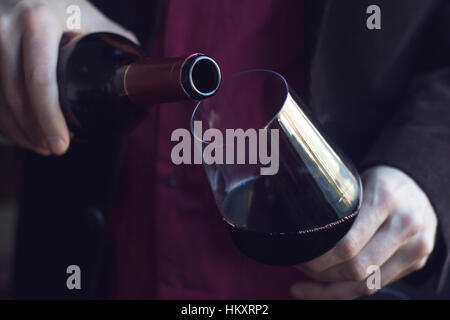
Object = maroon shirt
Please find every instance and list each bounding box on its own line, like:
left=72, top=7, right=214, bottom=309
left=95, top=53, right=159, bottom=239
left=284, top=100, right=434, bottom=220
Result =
left=109, top=0, right=307, bottom=299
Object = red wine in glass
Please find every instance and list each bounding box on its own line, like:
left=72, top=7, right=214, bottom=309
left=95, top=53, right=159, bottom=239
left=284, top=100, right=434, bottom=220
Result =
left=191, top=70, right=362, bottom=266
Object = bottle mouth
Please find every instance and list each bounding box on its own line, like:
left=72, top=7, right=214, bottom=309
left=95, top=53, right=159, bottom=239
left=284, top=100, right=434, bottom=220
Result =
left=184, top=55, right=221, bottom=99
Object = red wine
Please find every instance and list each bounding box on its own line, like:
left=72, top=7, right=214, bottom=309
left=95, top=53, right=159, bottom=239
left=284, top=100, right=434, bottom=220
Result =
left=57, top=32, right=221, bottom=139
left=220, top=174, right=359, bottom=266
left=194, top=69, right=362, bottom=266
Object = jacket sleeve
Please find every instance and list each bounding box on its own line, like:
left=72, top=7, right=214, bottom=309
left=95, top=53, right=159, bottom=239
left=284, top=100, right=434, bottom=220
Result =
left=359, top=1, right=450, bottom=289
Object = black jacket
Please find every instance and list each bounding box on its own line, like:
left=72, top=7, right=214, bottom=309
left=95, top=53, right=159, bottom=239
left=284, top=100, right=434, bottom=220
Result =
left=12, top=0, right=450, bottom=299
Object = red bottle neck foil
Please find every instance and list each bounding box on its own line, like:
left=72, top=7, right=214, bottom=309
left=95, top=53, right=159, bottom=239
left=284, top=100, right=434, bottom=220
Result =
left=123, top=53, right=221, bottom=106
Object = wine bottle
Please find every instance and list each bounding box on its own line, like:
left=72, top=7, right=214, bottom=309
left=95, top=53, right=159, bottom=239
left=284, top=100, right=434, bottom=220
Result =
left=57, top=32, right=221, bottom=140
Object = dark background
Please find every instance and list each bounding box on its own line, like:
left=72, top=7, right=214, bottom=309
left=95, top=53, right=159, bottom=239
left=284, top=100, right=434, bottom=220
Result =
left=0, top=146, right=23, bottom=298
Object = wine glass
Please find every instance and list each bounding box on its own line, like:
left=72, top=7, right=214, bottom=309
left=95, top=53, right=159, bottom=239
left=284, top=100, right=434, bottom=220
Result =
left=191, top=70, right=362, bottom=265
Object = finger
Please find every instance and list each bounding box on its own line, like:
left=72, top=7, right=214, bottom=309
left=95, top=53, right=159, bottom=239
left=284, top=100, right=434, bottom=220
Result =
left=291, top=234, right=433, bottom=300
left=391, top=256, right=428, bottom=284
left=0, top=14, right=50, bottom=151
left=306, top=211, right=422, bottom=283
left=21, top=5, right=69, bottom=155
left=380, top=234, right=433, bottom=287
left=385, top=207, right=436, bottom=285
left=291, top=267, right=378, bottom=300
left=0, top=14, right=26, bottom=129
left=0, top=95, right=50, bottom=155
left=291, top=280, right=363, bottom=300
left=299, top=174, right=394, bottom=273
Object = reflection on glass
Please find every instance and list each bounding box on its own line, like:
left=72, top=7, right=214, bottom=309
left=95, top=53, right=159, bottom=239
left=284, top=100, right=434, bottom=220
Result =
left=191, top=70, right=362, bottom=265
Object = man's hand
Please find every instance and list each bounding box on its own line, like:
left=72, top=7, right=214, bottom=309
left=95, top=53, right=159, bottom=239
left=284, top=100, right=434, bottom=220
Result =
left=291, top=165, right=437, bottom=299
left=0, top=0, right=137, bottom=155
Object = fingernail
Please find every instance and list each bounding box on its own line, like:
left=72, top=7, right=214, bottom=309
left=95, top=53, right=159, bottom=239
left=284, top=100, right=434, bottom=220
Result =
left=35, top=146, right=51, bottom=156
left=47, top=137, right=68, bottom=155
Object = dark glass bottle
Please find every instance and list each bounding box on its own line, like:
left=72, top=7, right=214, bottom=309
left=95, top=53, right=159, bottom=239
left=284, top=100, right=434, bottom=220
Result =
left=57, top=32, right=221, bottom=140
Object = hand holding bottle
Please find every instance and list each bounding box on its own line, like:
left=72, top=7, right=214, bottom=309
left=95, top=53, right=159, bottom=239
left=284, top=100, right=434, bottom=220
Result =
left=0, top=0, right=137, bottom=155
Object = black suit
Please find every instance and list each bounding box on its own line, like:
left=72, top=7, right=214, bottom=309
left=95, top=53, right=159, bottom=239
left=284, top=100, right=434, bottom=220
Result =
left=13, top=0, right=450, bottom=299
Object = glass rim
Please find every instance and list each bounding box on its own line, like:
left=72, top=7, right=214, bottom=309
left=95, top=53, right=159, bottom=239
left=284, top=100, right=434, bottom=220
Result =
left=190, top=69, right=289, bottom=144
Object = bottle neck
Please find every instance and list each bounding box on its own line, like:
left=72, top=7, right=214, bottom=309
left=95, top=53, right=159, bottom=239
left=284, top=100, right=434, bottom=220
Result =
left=122, top=53, right=221, bottom=106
